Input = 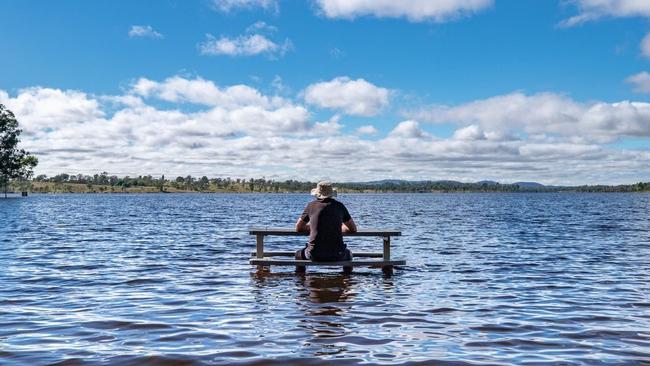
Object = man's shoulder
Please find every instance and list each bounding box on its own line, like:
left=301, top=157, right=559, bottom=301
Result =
left=332, top=199, right=348, bottom=208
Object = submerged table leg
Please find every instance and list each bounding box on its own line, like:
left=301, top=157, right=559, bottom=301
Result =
left=256, top=234, right=267, bottom=271
left=296, top=265, right=306, bottom=273
left=256, top=234, right=264, bottom=258
left=382, top=236, right=392, bottom=276
left=383, top=236, right=391, bottom=261
left=382, top=265, right=393, bottom=276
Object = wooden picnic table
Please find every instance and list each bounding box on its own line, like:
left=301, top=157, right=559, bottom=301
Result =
left=249, top=228, right=405, bottom=274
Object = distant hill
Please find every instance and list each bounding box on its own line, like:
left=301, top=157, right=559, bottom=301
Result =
left=355, top=179, right=468, bottom=186
left=477, top=180, right=499, bottom=186
left=432, top=180, right=463, bottom=185
left=361, top=179, right=412, bottom=186
left=356, top=179, right=543, bottom=187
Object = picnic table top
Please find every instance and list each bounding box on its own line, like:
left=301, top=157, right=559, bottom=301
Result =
left=249, top=227, right=401, bottom=236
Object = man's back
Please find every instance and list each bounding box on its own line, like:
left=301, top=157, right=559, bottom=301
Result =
left=301, top=198, right=351, bottom=260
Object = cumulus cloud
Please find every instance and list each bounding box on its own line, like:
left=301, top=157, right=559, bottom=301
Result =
left=356, top=125, right=379, bottom=136
left=127, top=76, right=310, bottom=136
left=452, top=125, right=486, bottom=141
left=314, top=0, right=493, bottom=22
left=389, top=120, right=428, bottom=139
left=311, top=115, right=344, bottom=136
left=211, top=0, right=278, bottom=13
left=640, top=32, right=650, bottom=58
left=1, top=78, right=649, bottom=185
left=626, top=71, right=650, bottom=92
left=128, top=25, right=163, bottom=39
left=304, top=77, right=389, bottom=116
left=559, top=0, right=650, bottom=27
left=410, top=92, right=650, bottom=143
left=131, top=76, right=277, bottom=108
left=0, top=87, right=103, bottom=131
left=199, top=33, right=291, bottom=57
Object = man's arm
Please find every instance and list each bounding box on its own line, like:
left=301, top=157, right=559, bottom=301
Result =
left=295, top=217, right=310, bottom=233
left=342, top=218, right=357, bottom=233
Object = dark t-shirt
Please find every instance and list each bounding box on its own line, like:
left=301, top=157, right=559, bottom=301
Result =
left=300, top=198, right=352, bottom=260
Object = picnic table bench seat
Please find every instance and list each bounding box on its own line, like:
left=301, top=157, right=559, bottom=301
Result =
left=249, top=227, right=405, bottom=274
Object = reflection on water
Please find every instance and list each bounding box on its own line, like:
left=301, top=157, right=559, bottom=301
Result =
left=297, top=273, right=356, bottom=304
left=297, top=274, right=353, bottom=357
left=251, top=271, right=397, bottom=360
left=1, top=193, right=650, bottom=365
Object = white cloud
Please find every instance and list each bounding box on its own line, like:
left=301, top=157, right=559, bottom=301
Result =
left=311, top=115, right=344, bottom=136
left=640, top=32, right=650, bottom=58
left=246, top=21, right=277, bottom=33
left=389, top=120, right=428, bottom=139
left=356, top=125, right=379, bottom=136
left=304, top=77, right=389, bottom=116
left=559, top=0, right=650, bottom=27
left=0, top=87, right=103, bottom=131
left=211, top=0, right=278, bottom=13
left=131, top=76, right=275, bottom=108
left=2, top=79, right=650, bottom=185
left=127, top=76, right=310, bottom=136
left=452, top=124, right=486, bottom=141
left=128, top=25, right=163, bottom=39
left=626, top=71, right=650, bottom=92
left=314, top=0, right=493, bottom=22
left=199, top=33, right=291, bottom=57
left=410, top=92, right=650, bottom=143
left=103, top=95, right=145, bottom=108
left=216, top=105, right=311, bottom=134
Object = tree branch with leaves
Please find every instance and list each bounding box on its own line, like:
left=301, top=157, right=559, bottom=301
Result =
left=0, top=104, right=38, bottom=198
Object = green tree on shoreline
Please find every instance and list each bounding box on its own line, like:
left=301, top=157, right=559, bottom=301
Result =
left=0, top=105, right=38, bottom=198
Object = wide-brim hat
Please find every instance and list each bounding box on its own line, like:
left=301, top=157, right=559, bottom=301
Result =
left=311, top=181, right=337, bottom=199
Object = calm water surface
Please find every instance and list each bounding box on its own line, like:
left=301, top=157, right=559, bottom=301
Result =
left=1, top=193, right=649, bottom=365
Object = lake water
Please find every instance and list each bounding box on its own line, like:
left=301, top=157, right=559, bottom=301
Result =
left=1, top=193, right=649, bottom=365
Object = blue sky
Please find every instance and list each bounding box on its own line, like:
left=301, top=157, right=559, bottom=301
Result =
left=1, top=0, right=649, bottom=184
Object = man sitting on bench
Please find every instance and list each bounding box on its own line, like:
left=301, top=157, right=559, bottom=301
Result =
left=295, top=181, right=357, bottom=261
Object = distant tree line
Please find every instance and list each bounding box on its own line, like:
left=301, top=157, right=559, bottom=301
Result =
left=572, top=182, right=650, bottom=193
left=22, top=173, right=650, bottom=193
left=31, top=173, right=316, bottom=193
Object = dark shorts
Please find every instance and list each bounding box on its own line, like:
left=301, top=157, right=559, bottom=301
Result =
left=295, top=247, right=352, bottom=261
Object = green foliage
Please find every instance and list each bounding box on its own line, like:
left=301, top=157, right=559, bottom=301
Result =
left=0, top=104, right=38, bottom=196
